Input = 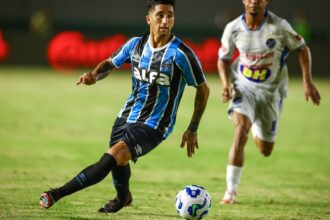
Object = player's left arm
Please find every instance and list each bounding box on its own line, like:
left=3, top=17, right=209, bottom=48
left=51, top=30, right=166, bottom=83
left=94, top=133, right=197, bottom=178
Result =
left=297, top=45, right=321, bottom=105
left=180, top=82, right=210, bottom=157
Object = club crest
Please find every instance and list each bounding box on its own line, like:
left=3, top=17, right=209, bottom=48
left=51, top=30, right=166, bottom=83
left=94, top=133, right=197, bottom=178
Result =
left=266, top=38, right=276, bottom=48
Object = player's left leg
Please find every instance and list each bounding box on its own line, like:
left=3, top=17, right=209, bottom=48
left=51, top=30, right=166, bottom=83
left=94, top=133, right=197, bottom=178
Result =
left=98, top=142, right=133, bottom=213
left=98, top=120, right=164, bottom=213
left=251, top=98, right=282, bottom=157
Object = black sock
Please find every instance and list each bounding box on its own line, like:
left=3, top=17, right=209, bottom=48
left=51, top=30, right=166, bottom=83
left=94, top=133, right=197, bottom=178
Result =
left=112, top=163, right=131, bottom=199
left=53, top=153, right=117, bottom=201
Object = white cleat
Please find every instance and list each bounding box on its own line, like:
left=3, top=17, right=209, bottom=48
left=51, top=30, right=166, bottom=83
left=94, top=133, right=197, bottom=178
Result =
left=220, top=190, right=236, bottom=204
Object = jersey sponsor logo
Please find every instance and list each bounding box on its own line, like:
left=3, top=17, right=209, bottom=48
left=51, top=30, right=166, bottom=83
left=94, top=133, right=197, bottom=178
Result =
left=240, top=65, right=271, bottom=82
left=266, top=38, right=276, bottom=48
left=133, top=67, right=170, bottom=86
left=243, top=52, right=274, bottom=62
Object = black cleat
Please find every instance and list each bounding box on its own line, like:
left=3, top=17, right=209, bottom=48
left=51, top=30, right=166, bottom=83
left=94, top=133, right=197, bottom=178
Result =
left=39, top=189, right=58, bottom=209
left=98, top=192, right=133, bottom=213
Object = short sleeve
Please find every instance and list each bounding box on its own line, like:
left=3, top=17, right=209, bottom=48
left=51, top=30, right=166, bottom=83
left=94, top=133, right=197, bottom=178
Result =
left=281, top=19, right=306, bottom=51
left=110, top=37, right=140, bottom=68
left=176, top=44, right=206, bottom=86
left=218, top=23, right=236, bottom=61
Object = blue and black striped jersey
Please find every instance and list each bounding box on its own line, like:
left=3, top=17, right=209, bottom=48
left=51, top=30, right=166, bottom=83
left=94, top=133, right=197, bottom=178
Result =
left=110, top=33, right=206, bottom=139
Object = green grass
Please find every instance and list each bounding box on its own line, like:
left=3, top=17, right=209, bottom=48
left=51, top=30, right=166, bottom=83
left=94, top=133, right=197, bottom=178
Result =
left=0, top=66, right=329, bottom=220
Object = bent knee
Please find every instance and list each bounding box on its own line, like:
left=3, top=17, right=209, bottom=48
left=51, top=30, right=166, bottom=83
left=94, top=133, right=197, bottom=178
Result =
left=255, top=138, right=274, bottom=157
left=108, top=141, right=132, bottom=165
left=260, top=147, right=273, bottom=157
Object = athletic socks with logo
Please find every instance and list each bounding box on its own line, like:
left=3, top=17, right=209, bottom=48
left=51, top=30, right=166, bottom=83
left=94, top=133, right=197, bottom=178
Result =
left=54, top=153, right=117, bottom=201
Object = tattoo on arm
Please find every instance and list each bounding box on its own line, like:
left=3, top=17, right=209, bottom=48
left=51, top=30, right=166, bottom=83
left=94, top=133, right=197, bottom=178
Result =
left=93, top=60, right=116, bottom=81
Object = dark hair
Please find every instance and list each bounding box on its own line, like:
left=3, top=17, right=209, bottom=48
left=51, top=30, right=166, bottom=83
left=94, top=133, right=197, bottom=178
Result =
left=147, top=0, right=175, bottom=12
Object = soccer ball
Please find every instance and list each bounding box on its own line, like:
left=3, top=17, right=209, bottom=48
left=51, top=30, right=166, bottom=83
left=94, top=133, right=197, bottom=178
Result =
left=175, top=185, right=212, bottom=220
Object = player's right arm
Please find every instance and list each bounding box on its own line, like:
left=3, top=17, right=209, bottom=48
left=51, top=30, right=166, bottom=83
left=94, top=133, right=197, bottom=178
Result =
left=76, top=59, right=116, bottom=86
left=217, top=59, right=232, bottom=103
left=77, top=36, right=140, bottom=86
left=217, top=22, right=236, bottom=103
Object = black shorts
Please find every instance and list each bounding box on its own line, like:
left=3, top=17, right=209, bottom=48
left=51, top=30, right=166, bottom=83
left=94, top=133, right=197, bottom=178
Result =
left=109, top=117, right=164, bottom=162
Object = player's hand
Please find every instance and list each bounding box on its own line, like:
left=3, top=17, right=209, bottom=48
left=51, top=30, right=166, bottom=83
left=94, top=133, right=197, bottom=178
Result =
left=180, top=130, right=198, bottom=158
left=221, top=85, right=232, bottom=103
left=76, top=72, right=97, bottom=85
left=304, top=81, right=321, bottom=105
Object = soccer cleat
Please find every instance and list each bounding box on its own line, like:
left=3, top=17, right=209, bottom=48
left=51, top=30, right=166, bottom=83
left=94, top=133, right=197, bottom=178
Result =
left=220, top=190, right=236, bottom=205
left=98, top=192, right=133, bottom=213
left=39, top=189, right=57, bottom=209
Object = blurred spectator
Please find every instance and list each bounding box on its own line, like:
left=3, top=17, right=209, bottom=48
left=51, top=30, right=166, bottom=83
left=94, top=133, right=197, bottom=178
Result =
left=292, top=9, right=312, bottom=42
left=30, top=7, right=53, bottom=38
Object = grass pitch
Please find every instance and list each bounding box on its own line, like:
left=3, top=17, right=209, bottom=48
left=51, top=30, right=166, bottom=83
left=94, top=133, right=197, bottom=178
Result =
left=0, top=66, right=329, bottom=220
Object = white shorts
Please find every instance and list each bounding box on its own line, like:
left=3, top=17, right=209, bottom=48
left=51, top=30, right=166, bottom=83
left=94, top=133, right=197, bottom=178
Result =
left=228, top=88, right=283, bottom=142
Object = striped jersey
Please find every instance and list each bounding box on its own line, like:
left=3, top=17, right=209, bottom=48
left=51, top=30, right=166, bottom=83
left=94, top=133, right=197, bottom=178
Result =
left=110, top=33, right=206, bottom=139
left=218, top=11, right=305, bottom=100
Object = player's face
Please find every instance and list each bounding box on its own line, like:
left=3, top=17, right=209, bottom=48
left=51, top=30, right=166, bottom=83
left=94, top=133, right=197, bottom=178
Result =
left=146, top=4, right=175, bottom=38
left=242, top=0, right=269, bottom=16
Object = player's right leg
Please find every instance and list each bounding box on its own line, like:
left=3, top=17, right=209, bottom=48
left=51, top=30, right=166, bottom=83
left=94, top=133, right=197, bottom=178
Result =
left=39, top=144, right=131, bottom=209
left=221, top=111, right=252, bottom=205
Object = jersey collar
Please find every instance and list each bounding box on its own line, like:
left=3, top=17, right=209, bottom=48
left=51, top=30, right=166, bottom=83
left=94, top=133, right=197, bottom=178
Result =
left=241, top=10, right=269, bottom=31
left=148, top=34, right=176, bottom=51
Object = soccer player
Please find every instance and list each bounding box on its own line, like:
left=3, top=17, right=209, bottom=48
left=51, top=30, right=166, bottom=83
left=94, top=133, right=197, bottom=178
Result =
left=39, top=0, right=209, bottom=213
left=217, top=0, right=321, bottom=204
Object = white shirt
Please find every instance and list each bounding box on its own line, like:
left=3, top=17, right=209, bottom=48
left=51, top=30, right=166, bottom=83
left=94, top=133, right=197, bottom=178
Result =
left=218, top=11, right=305, bottom=100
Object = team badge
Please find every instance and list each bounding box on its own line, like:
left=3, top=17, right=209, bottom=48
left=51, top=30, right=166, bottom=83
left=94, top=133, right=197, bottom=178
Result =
left=266, top=38, right=276, bottom=49
left=161, top=59, right=173, bottom=72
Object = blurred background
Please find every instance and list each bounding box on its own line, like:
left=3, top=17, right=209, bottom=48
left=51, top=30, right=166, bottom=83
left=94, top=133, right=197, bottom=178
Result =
left=0, top=0, right=329, bottom=74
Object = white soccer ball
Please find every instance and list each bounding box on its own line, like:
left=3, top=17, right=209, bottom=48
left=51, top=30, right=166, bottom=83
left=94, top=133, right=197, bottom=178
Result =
left=175, top=185, right=212, bottom=220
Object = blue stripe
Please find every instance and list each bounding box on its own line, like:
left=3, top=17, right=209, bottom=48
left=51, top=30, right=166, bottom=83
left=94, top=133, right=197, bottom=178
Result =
left=280, top=47, right=289, bottom=70
left=127, top=83, right=149, bottom=122
left=146, top=86, right=169, bottom=128
left=118, top=93, right=134, bottom=117
left=112, top=37, right=140, bottom=68
left=160, top=38, right=180, bottom=73
left=164, top=78, right=186, bottom=138
left=176, top=49, right=197, bottom=86
left=140, top=40, right=152, bottom=70
left=145, top=38, right=181, bottom=128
